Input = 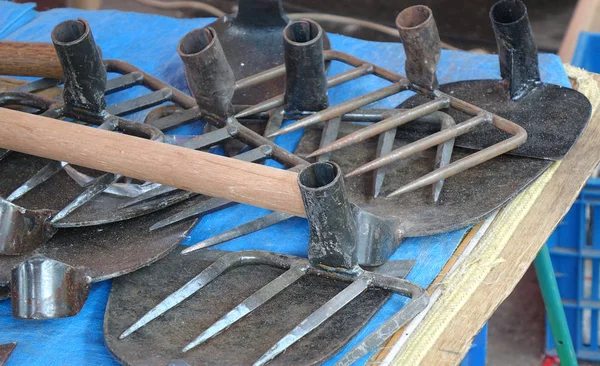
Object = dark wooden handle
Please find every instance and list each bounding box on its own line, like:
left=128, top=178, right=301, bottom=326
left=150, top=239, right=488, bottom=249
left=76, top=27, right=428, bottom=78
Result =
left=0, top=41, right=63, bottom=79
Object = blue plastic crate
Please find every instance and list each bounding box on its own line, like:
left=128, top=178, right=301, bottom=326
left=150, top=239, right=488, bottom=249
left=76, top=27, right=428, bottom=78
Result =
left=546, top=178, right=600, bottom=361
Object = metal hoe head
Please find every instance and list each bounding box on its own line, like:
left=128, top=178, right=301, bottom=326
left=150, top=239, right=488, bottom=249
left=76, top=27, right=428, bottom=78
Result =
left=118, top=162, right=429, bottom=365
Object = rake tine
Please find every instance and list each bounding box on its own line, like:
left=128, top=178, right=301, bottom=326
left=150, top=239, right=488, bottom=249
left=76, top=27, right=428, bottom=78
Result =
left=119, top=251, right=264, bottom=339
left=149, top=107, right=200, bottom=131
left=267, top=83, right=405, bottom=138
left=50, top=173, right=121, bottom=224
left=182, top=266, right=308, bottom=352
left=263, top=107, right=284, bottom=139
left=254, top=276, right=371, bottom=366
left=334, top=282, right=429, bottom=366
left=432, top=114, right=456, bottom=202
left=235, top=64, right=373, bottom=119
left=106, top=88, right=172, bottom=116
left=124, top=145, right=272, bottom=211
left=6, top=161, right=64, bottom=201
left=386, top=117, right=530, bottom=198
left=372, top=128, right=396, bottom=198
left=306, top=98, right=450, bottom=159
left=317, top=116, right=342, bottom=163
left=346, top=113, right=491, bottom=179
left=149, top=197, right=231, bottom=231
left=179, top=126, right=237, bottom=150
left=181, top=211, right=294, bottom=254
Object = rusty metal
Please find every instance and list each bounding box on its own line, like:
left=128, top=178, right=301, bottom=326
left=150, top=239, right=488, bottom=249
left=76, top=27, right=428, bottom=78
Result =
left=204, top=0, right=330, bottom=105
left=116, top=162, right=428, bottom=365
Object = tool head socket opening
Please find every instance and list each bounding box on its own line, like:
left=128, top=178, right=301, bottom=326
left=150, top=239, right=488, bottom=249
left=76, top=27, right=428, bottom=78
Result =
left=491, top=0, right=527, bottom=24
left=51, top=19, right=89, bottom=45
left=396, top=5, right=433, bottom=30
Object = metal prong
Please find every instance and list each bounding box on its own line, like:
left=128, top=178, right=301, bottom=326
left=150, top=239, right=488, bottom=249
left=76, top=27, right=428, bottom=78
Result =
left=11, top=78, right=60, bottom=93
left=235, top=64, right=372, bottom=119
left=105, top=72, right=143, bottom=94
left=181, top=211, right=293, bottom=254
left=50, top=173, right=121, bottom=224
left=6, top=161, right=64, bottom=202
left=120, top=251, right=255, bottom=339
left=306, top=98, right=449, bottom=159
left=182, top=266, right=307, bottom=352
left=267, top=84, right=405, bottom=138
left=317, top=117, right=341, bottom=163
left=334, top=284, right=429, bottom=366
left=432, top=115, right=456, bottom=202
left=263, top=107, right=284, bottom=139
left=254, top=275, right=371, bottom=366
left=149, top=197, right=231, bottom=231
left=119, top=185, right=178, bottom=209
left=347, top=114, right=489, bottom=179
left=372, top=128, right=396, bottom=198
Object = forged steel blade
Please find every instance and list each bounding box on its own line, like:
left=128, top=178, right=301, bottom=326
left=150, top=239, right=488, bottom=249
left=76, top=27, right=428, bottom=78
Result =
left=254, top=276, right=371, bottom=366
left=181, top=211, right=294, bottom=254
left=182, top=266, right=308, bottom=352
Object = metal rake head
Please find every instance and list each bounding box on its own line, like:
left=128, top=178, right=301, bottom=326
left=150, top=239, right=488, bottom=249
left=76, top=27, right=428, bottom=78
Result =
left=119, top=162, right=429, bottom=365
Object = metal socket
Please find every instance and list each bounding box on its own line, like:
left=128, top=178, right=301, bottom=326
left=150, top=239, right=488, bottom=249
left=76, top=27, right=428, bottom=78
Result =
left=178, top=27, right=235, bottom=118
left=490, top=0, right=540, bottom=99
left=283, top=19, right=329, bottom=113
left=396, top=5, right=441, bottom=90
left=51, top=19, right=107, bottom=115
left=298, top=162, right=358, bottom=270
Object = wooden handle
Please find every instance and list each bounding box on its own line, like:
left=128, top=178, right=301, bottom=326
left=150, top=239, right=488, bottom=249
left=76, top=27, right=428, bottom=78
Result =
left=0, top=107, right=307, bottom=217
left=0, top=42, right=63, bottom=79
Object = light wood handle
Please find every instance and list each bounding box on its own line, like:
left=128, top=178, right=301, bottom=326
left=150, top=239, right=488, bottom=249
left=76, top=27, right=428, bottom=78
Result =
left=0, top=41, right=63, bottom=79
left=0, top=107, right=307, bottom=217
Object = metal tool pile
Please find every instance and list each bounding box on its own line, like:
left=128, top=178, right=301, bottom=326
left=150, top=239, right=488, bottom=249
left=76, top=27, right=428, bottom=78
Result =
left=0, top=0, right=593, bottom=364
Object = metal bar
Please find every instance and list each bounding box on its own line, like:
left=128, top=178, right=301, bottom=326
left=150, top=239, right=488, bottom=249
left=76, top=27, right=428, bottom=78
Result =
left=347, top=113, right=489, bottom=178
left=372, top=128, right=396, bottom=198
left=105, top=72, right=144, bottom=94
left=181, top=211, right=294, bottom=254
left=179, top=126, right=235, bottom=150
left=307, top=98, right=450, bottom=158
left=182, top=266, right=308, bottom=352
left=254, top=275, right=371, bottom=366
left=106, top=88, right=172, bottom=116
left=317, top=116, right=341, bottom=163
left=11, top=78, right=60, bottom=93
left=268, top=83, right=407, bottom=137
left=148, top=107, right=200, bottom=131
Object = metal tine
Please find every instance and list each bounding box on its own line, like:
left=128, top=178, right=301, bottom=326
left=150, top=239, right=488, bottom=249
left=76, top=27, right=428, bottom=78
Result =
left=235, top=63, right=372, bottom=119
left=119, top=250, right=289, bottom=339
left=105, top=72, right=144, bottom=95
left=334, top=281, right=428, bottom=366
left=267, top=83, right=406, bottom=138
left=317, top=116, right=341, bottom=163
left=254, top=275, right=372, bottom=366
left=150, top=107, right=200, bottom=131
left=5, top=120, right=117, bottom=201
left=50, top=172, right=121, bottom=224
left=181, top=211, right=294, bottom=254
left=123, top=143, right=271, bottom=211
left=372, top=128, right=396, bottom=198
left=106, top=88, right=172, bottom=116
left=346, top=113, right=491, bottom=179
left=6, top=161, right=65, bottom=202
left=263, top=107, right=284, bottom=139
left=432, top=115, right=456, bottom=202
left=306, top=97, right=450, bottom=159
left=148, top=145, right=274, bottom=230
left=386, top=114, right=530, bottom=198
left=182, top=265, right=309, bottom=352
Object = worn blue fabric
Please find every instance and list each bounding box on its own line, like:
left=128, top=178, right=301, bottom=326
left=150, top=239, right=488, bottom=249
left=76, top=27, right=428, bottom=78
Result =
left=0, top=2, right=570, bottom=365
